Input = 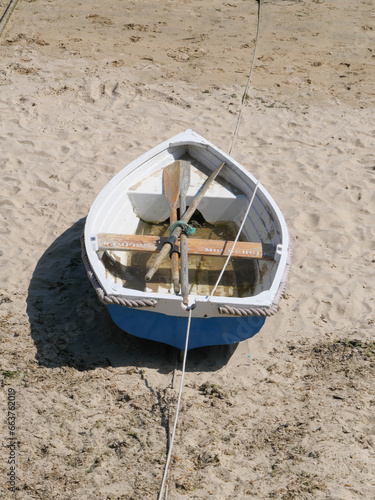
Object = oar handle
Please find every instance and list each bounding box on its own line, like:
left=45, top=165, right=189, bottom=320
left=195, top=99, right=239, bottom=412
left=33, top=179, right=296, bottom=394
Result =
left=145, top=161, right=226, bottom=282
left=180, top=232, right=189, bottom=304
left=179, top=166, right=189, bottom=304
left=145, top=230, right=181, bottom=282
left=170, top=210, right=180, bottom=294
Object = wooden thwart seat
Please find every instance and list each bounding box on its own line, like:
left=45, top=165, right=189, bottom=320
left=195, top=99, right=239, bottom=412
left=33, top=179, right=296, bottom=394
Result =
left=97, top=233, right=276, bottom=261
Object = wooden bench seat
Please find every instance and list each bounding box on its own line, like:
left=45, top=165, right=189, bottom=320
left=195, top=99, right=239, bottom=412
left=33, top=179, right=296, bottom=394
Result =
left=96, top=233, right=276, bottom=261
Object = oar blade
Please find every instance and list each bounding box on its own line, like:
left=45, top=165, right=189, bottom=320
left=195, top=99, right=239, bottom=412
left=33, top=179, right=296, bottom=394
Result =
left=145, top=160, right=225, bottom=282
left=163, top=161, right=181, bottom=208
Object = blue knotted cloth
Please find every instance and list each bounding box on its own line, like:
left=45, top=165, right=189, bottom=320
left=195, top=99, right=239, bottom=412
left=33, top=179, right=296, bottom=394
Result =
left=169, top=221, right=196, bottom=236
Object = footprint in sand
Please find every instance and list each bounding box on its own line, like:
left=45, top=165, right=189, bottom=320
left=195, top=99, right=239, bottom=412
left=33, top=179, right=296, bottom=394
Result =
left=86, top=79, right=121, bottom=102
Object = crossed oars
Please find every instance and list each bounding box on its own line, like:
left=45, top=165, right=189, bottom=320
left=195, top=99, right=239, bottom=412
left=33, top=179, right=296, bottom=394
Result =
left=146, top=160, right=226, bottom=298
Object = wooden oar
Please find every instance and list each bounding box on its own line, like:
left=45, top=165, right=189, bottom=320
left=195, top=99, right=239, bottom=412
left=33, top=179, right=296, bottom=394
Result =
left=163, top=161, right=181, bottom=294
left=145, top=161, right=226, bottom=282
left=179, top=160, right=191, bottom=305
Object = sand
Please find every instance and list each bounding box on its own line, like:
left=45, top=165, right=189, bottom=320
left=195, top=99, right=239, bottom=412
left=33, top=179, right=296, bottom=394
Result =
left=1, top=0, right=374, bottom=498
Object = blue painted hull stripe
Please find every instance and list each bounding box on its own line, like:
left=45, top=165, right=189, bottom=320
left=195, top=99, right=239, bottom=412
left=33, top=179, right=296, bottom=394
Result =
left=106, top=304, right=265, bottom=350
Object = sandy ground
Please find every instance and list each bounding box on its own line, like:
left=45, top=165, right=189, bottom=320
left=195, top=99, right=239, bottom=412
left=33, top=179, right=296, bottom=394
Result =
left=1, top=0, right=375, bottom=498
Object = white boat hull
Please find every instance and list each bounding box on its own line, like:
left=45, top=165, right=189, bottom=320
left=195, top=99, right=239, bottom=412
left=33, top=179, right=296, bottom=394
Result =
left=82, top=130, right=290, bottom=349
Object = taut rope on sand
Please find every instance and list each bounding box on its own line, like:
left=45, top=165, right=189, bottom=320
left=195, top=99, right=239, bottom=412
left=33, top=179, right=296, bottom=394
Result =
left=157, top=2, right=264, bottom=498
left=157, top=307, right=193, bottom=500
left=229, top=0, right=263, bottom=156
left=0, top=0, right=19, bottom=38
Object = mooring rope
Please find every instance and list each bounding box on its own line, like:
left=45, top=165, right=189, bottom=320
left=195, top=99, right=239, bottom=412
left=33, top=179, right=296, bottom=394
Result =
left=209, top=181, right=260, bottom=299
left=158, top=307, right=193, bottom=500
left=0, top=0, right=19, bottom=38
left=229, top=0, right=262, bottom=156
left=158, top=3, right=264, bottom=497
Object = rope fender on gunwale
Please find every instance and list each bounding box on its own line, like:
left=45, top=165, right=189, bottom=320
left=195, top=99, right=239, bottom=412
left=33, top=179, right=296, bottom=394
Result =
left=81, top=234, right=291, bottom=316
left=81, top=233, right=157, bottom=308
left=218, top=246, right=292, bottom=317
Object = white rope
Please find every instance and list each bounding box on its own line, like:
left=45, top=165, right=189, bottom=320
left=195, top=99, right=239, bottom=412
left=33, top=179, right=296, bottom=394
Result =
left=158, top=307, right=193, bottom=500
left=212, top=0, right=262, bottom=299
left=209, top=181, right=260, bottom=299
left=0, top=0, right=19, bottom=37
left=158, top=4, right=263, bottom=497
left=229, top=0, right=262, bottom=156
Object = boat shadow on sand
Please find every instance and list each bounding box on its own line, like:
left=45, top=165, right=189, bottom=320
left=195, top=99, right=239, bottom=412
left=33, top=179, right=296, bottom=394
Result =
left=27, top=219, right=238, bottom=372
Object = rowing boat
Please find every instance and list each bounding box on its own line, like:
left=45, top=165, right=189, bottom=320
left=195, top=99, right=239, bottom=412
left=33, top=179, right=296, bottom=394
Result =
left=82, top=129, right=291, bottom=350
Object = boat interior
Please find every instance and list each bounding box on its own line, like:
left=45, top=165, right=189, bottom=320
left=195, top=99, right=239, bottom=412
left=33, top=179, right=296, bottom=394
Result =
left=92, top=153, right=280, bottom=299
